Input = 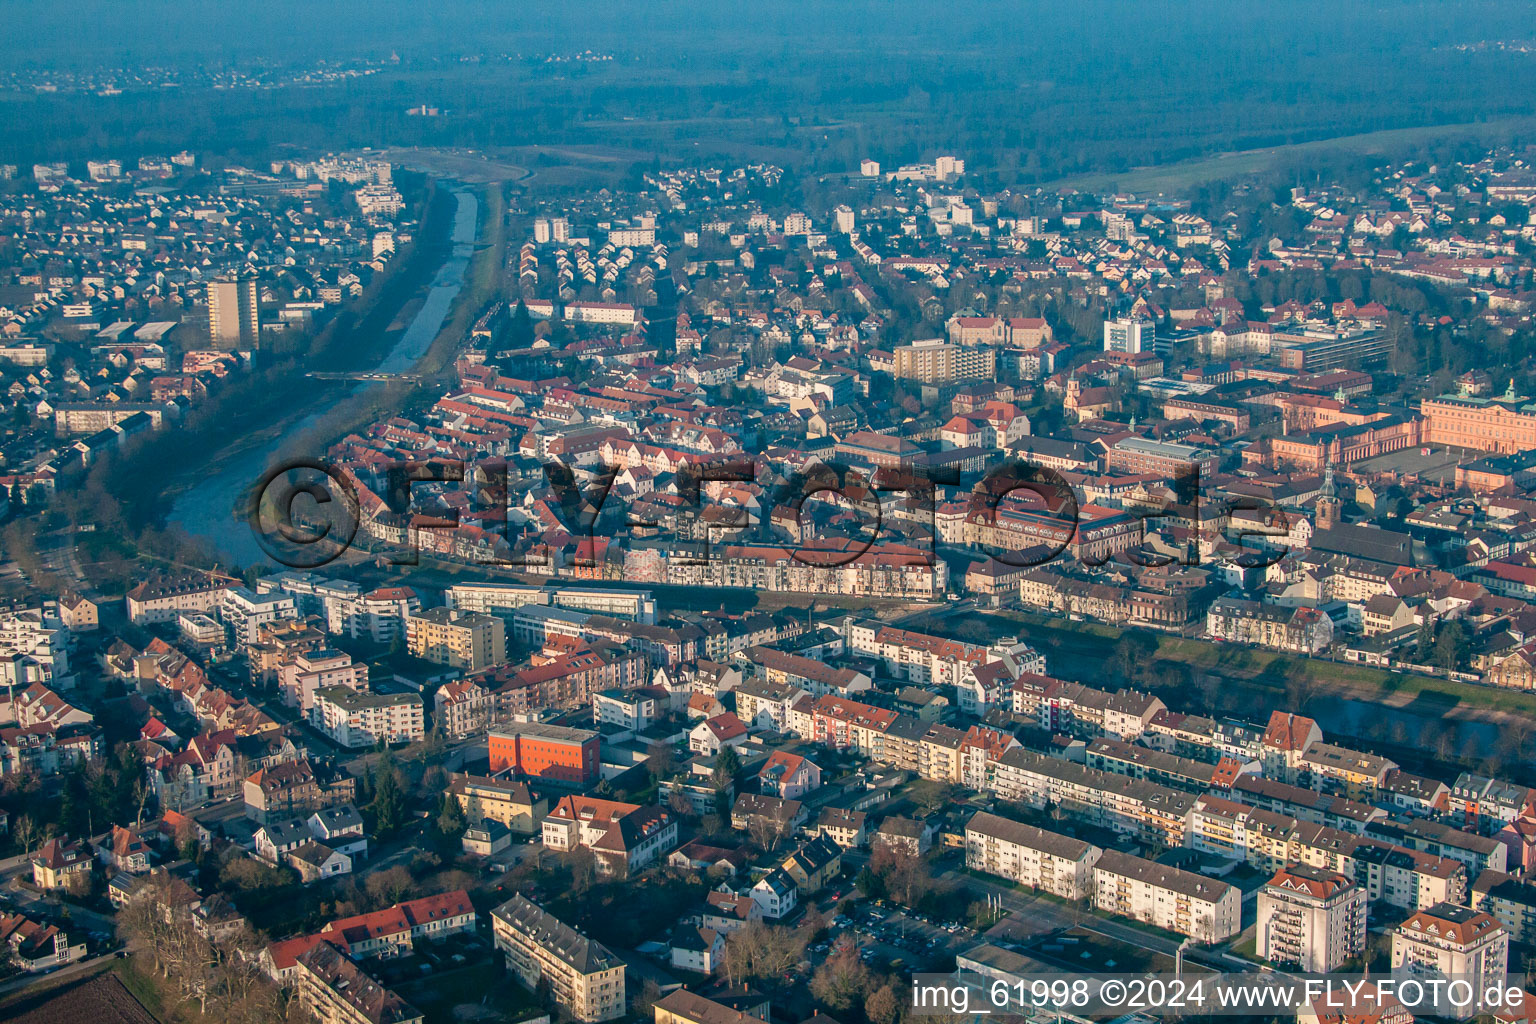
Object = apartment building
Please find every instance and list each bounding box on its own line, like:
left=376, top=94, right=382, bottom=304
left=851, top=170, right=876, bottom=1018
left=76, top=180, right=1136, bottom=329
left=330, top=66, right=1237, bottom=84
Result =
left=1188, top=795, right=1467, bottom=911
left=892, top=339, right=997, bottom=383
left=449, top=774, right=549, bottom=834
left=405, top=608, right=507, bottom=671
left=208, top=277, right=259, bottom=349
left=733, top=677, right=809, bottom=732
left=743, top=646, right=871, bottom=698
left=592, top=687, right=662, bottom=731
left=991, top=747, right=1197, bottom=848
left=1092, top=849, right=1240, bottom=942
left=308, top=688, right=424, bottom=748
left=1086, top=737, right=1257, bottom=793
left=1391, top=903, right=1508, bottom=1021
left=219, top=586, right=298, bottom=647
left=816, top=806, right=868, bottom=848
left=965, top=812, right=1102, bottom=901
left=491, top=895, right=626, bottom=1022
left=260, top=573, right=419, bottom=642
left=1207, top=597, right=1334, bottom=653
left=1103, top=317, right=1152, bottom=354
left=126, top=573, right=236, bottom=625
left=1298, top=742, right=1398, bottom=800
left=444, top=582, right=656, bottom=624
left=542, top=795, right=679, bottom=877
left=293, top=941, right=423, bottom=1024
left=278, top=649, right=368, bottom=711
left=1471, top=869, right=1536, bottom=944
left=1256, top=864, right=1367, bottom=971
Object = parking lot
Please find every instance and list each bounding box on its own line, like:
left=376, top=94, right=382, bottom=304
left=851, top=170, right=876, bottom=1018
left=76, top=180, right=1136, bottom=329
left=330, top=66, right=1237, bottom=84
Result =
left=805, top=899, right=980, bottom=972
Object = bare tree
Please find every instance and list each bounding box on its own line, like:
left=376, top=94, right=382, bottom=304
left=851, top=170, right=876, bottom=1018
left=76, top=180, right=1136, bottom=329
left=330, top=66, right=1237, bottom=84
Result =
left=810, top=948, right=871, bottom=1011
left=870, top=844, right=931, bottom=908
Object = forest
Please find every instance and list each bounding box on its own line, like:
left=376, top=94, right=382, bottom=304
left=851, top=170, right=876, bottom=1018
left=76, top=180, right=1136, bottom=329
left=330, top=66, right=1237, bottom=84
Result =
left=7, top=1, right=1536, bottom=185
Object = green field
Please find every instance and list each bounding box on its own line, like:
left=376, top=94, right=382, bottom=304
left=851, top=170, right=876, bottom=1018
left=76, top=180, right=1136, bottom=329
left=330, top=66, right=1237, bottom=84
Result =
left=1045, top=116, right=1536, bottom=196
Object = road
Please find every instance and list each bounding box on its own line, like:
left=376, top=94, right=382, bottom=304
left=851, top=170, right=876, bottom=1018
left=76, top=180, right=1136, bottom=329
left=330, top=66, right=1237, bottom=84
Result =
left=0, top=955, right=111, bottom=1001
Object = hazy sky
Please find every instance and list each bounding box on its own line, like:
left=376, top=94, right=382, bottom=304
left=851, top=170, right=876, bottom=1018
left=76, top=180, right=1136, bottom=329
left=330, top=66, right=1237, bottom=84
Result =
left=10, top=1, right=1524, bottom=66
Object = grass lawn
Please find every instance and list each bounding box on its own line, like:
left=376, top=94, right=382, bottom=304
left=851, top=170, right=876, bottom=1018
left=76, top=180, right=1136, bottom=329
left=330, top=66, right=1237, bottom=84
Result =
left=109, top=957, right=184, bottom=1023
left=945, top=608, right=1536, bottom=722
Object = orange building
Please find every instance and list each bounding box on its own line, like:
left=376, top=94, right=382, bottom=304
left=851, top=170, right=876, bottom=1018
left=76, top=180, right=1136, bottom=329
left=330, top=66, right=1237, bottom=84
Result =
left=1423, top=388, right=1536, bottom=454
left=488, top=723, right=600, bottom=787
left=1267, top=413, right=1423, bottom=472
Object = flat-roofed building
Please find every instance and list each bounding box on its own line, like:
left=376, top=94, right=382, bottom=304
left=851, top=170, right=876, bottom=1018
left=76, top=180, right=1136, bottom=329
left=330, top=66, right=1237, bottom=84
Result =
left=405, top=608, right=506, bottom=671
left=488, top=722, right=600, bottom=787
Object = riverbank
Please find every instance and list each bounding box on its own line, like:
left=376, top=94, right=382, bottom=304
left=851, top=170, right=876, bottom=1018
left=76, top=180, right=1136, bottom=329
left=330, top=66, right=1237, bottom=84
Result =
left=905, top=607, right=1536, bottom=780
left=159, top=185, right=485, bottom=565
left=94, top=179, right=457, bottom=551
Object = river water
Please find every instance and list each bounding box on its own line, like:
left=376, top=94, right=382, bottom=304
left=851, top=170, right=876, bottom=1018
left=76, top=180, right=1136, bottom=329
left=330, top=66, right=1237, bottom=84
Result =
left=167, top=187, right=479, bottom=565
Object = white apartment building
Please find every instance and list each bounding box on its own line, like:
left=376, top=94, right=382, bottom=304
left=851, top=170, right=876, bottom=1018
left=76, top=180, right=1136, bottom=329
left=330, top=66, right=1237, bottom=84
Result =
left=965, top=812, right=1101, bottom=901
left=219, top=586, right=297, bottom=647
left=565, top=302, right=638, bottom=326
left=1391, top=903, right=1508, bottom=1021
left=1092, top=849, right=1240, bottom=942
left=308, top=687, right=424, bottom=748
left=126, top=574, right=236, bottom=624
left=445, top=583, right=655, bottom=624
left=278, top=649, right=369, bottom=711
left=0, top=606, right=70, bottom=689
left=259, top=572, right=419, bottom=642
left=1256, top=864, right=1367, bottom=971
left=1103, top=317, right=1153, bottom=354
left=592, top=688, right=659, bottom=731
left=491, top=895, right=625, bottom=1022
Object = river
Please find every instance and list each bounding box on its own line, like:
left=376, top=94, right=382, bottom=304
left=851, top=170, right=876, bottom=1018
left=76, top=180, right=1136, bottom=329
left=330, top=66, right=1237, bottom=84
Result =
left=167, top=187, right=479, bottom=565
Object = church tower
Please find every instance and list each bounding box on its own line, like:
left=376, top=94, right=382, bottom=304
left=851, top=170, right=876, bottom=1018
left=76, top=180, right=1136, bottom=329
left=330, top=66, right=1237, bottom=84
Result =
left=1317, top=462, right=1341, bottom=531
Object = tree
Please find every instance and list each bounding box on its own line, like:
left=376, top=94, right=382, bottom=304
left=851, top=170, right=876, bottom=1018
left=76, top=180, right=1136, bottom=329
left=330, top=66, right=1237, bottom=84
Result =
left=712, top=745, right=741, bottom=790
left=810, top=948, right=871, bottom=1011
left=58, top=769, right=92, bottom=836
left=870, top=844, right=931, bottom=908
left=647, top=740, right=676, bottom=782
left=507, top=299, right=535, bottom=349
left=12, top=814, right=37, bottom=856
left=1434, top=621, right=1467, bottom=674
left=365, top=865, right=415, bottom=907
left=434, top=792, right=466, bottom=847
left=866, top=984, right=902, bottom=1024
left=564, top=846, right=600, bottom=896
left=722, top=921, right=808, bottom=987
left=370, top=758, right=406, bottom=836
